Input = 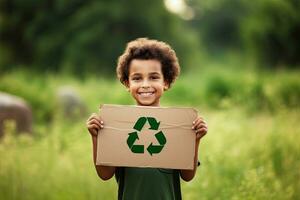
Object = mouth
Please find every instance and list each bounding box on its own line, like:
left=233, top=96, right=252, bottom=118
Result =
left=138, top=91, right=155, bottom=97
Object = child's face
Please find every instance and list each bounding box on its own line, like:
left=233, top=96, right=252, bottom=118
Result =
left=126, top=59, right=168, bottom=107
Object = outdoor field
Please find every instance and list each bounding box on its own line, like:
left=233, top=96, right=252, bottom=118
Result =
left=0, top=67, right=299, bottom=199
left=1, top=0, right=300, bottom=199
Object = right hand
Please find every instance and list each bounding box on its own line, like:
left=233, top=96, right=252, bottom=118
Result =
left=86, top=113, right=104, bottom=136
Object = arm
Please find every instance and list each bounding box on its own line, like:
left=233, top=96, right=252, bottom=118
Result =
left=180, top=138, right=200, bottom=181
left=87, top=113, right=116, bottom=181
left=180, top=116, right=208, bottom=182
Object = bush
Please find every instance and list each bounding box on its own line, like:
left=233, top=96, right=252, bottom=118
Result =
left=204, top=75, right=235, bottom=108
left=275, top=79, right=300, bottom=108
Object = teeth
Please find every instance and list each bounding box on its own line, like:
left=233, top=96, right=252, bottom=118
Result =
left=139, top=92, right=154, bottom=97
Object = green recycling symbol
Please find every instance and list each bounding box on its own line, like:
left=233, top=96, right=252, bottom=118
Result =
left=126, top=117, right=167, bottom=156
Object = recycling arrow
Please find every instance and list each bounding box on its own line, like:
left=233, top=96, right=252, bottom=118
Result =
left=146, top=131, right=166, bottom=155
left=154, top=131, right=166, bottom=145
left=147, top=117, right=160, bottom=130
left=147, top=143, right=164, bottom=155
left=127, top=131, right=144, bottom=153
left=126, top=117, right=167, bottom=156
left=127, top=132, right=138, bottom=148
left=133, top=117, right=147, bottom=131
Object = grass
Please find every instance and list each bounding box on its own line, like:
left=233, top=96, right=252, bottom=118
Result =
left=0, top=68, right=300, bottom=199
left=183, top=108, right=300, bottom=200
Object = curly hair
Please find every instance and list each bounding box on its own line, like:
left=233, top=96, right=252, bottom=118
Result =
left=116, top=38, right=180, bottom=87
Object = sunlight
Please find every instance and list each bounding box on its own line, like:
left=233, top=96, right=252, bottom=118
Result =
left=164, top=0, right=195, bottom=20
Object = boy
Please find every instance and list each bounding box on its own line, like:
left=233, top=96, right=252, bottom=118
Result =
left=86, top=38, right=208, bottom=200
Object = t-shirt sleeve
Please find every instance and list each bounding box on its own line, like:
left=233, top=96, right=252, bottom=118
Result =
left=115, top=167, right=122, bottom=182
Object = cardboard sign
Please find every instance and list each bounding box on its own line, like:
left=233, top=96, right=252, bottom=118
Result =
left=96, top=104, right=197, bottom=170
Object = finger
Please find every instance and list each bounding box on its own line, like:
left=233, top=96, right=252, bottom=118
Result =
left=87, top=113, right=97, bottom=120
left=194, top=123, right=207, bottom=131
left=88, top=113, right=102, bottom=122
left=87, top=119, right=102, bottom=128
left=192, top=118, right=200, bottom=129
left=193, top=116, right=203, bottom=124
left=196, top=132, right=205, bottom=139
left=192, top=117, right=204, bottom=129
left=87, top=116, right=101, bottom=124
left=88, top=124, right=100, bottom=133
left=196, top=127, right=208, bottom=134
left=87, top=116, right=104, bottom=127
left=195, top=118, right=206, bottom=126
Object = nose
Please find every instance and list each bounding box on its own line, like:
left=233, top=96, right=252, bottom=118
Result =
left=141, top=79, right=150, bottom=88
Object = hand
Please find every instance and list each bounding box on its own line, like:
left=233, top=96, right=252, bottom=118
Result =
left=86, top=113, right=104, bottom=136
left=192, top=116, right=208, bottom=140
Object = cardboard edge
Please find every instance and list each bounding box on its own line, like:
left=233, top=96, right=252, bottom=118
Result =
left=99, top=104, right=200, bottom=112
left=96, top=162, right=193, bottom=170
left=190, top=107, right=198, bottom=119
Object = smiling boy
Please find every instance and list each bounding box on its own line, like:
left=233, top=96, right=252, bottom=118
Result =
left=86, top=38, right=208, bottom=200
left=125, top=59, right=167, bottom=106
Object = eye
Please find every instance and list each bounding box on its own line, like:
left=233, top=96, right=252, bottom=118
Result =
left=132, top=76, right=141, bottom=81
left=150, top=75, right=160, bottom=80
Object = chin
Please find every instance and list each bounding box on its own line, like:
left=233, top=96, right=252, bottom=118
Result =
left=137, top=100, right=156, bottom=106
left=139, top=102, right=154, bottom=106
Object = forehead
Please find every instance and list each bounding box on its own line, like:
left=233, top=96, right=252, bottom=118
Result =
left=129, top=59, right=162, bottom=75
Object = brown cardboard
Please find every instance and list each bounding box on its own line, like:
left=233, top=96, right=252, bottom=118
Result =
left=96, top=104, right=198, bottom=170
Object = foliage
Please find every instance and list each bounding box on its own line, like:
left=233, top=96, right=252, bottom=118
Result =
left=187, top=0, right=300, bottom=68
left=1, top=67, right=299, bottom=127
left=1, top=0, right=300, bottom=73
left=240, top=0, right=300, bottom=67
left=187, top=0, right=247, bottom=51
left=0, top=0, right=199, bottom=75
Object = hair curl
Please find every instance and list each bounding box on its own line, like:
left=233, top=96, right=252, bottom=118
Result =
left=116, top=38, right=180, bottom=87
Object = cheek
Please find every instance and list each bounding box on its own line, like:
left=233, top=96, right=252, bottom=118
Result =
left=154, top=82, right=165, bottom=90
left=129, top=85, right=139, bottom=94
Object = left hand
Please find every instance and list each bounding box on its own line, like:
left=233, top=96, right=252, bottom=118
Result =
left=192, top=116, right=208, bottom=140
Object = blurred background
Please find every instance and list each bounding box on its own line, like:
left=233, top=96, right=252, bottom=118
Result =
left=0, top=0, right=299, bottom=199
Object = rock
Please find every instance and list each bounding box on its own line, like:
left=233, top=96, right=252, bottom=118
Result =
left=0, top=92, right=32, bottom=137
left=57, top=86, right=86, bottom=118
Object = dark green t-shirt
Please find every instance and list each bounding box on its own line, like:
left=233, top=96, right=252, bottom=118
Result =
left=115, top=167, right=182, bottom=200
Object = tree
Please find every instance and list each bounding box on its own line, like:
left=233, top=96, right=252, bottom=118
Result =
left=0, top=0, right=199, bottom=74
left=186, top=0, right=300, bottom=68
left=241, top=0, right=300, bottom=67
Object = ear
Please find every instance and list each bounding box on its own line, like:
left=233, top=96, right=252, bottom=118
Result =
left=124, top=80, right=130, bottom=92
left=164, top=82, right=170, bottom=91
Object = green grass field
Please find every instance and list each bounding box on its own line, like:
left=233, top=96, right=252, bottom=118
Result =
left=0, top=68, right=300, bottom=199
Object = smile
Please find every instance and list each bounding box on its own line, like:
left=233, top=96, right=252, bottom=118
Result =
left=138, top=92, right=155, bottom=97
